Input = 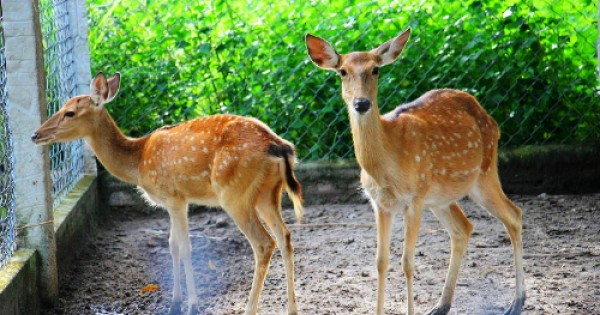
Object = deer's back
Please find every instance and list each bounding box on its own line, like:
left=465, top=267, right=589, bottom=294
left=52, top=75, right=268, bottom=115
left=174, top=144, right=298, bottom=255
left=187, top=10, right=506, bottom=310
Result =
left=138, top=114, right=293, bottom=206
left=386, top=89, right=499, bottom=173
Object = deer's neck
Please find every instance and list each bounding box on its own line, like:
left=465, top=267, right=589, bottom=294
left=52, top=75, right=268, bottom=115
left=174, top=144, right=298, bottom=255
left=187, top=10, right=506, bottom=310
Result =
left=85, top=110, right=146, bottom=185
left=349, top=106, right=393, bottom=177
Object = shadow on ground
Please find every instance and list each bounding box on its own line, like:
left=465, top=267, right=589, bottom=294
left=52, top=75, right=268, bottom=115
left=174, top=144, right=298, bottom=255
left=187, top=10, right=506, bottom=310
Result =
left=44, top=194, right=600, bottom=315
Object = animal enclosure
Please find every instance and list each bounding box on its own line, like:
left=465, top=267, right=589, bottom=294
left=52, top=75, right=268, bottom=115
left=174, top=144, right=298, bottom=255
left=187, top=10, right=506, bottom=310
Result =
left=0, top=0, right=598, bottom=315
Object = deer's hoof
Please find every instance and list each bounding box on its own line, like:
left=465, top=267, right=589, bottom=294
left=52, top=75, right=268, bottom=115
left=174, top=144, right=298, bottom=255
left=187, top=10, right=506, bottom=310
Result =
left=425, top=304, right=450, bottom=315
left=168, top=300, right=182, bottom=315
left=186, top=303, right=199, bottom=315
left=503, top=296, right=525, bottom=315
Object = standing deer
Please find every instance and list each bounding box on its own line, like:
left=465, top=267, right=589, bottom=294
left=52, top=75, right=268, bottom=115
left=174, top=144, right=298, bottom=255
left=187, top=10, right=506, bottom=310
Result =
left=32, top=72, right=304, bottom=315
left=306, top=29, right=525, bottom=315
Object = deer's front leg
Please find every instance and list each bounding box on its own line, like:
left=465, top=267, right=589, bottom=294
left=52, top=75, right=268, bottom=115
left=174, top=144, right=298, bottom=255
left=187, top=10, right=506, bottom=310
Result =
left=401, top=202, right=423, bottom=315
left=167, top=201, right=199, bottom=315
left=167, top=215, right=183, bottom=315
left=375, top=206, right=393, bottom=315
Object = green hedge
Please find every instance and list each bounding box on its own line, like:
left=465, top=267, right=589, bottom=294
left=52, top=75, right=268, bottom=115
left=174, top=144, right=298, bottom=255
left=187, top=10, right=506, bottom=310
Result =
left=89, top=0, right=599, bottom=160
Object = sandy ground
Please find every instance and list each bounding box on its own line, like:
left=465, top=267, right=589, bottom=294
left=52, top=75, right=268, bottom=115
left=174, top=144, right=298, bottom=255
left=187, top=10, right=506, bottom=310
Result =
left=43, top=194, right=600, bottom=315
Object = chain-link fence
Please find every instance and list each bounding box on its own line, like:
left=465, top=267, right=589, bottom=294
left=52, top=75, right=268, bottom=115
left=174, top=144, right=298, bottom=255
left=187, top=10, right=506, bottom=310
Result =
left=39, top=0, right=85, bottom=209
left=89, top=0, right=598, bottom=161
left=0, top=7, right=16, bottom=270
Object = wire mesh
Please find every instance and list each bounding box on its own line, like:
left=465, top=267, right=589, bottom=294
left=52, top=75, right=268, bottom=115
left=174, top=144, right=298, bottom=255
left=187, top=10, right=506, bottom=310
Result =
left=0, top=7, right=17, bottom=270
left=39, top=0, right=84, bottom=209
left=89, top=0, right=598, bottom=161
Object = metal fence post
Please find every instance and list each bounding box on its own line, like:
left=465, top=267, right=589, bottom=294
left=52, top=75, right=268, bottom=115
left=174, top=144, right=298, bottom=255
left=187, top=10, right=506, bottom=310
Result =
left=66, top=0, right=95, bottom=176
left=3, top=0, right=58, bottom=306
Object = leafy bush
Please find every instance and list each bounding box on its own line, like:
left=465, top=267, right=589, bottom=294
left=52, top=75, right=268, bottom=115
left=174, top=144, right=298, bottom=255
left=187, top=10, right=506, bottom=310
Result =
left=89, top=0, right=598, bottom=160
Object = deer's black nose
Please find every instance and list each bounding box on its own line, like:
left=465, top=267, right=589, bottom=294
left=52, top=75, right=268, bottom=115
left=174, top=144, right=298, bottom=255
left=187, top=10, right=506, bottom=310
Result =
left=353, top=98, right=372, bottom=113
left=31, top=133, right=39, bottom=142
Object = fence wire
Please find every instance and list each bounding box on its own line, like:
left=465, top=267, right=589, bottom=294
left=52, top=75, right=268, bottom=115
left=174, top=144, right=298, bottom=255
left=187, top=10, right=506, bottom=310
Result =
left=39, top=0, right=84, bottom=209
left=89, top=0, right=598, bottom=161
left=0, top=8, right=16, bottom=270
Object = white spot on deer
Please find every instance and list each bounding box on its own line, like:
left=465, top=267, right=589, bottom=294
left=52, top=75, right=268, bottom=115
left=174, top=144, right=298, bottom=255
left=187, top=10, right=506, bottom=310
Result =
left=440, top=168, right=447, bottom=175
left=183, top=156, right=189, bottom=162
left=415, top=155, right=421, bottom=162
left=191, top=146, right=196, bottom=151
left=411, top=131, right=417, bottom=137
left=203, top=147, right=209, bottom=154
left=420, top=173, right=426, bottom=180
left=463, top=149, right=468, bottom=155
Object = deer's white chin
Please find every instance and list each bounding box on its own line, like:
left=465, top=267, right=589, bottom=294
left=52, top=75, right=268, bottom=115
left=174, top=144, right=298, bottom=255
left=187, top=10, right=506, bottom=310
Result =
left=33, top=136, right=55, bottom=146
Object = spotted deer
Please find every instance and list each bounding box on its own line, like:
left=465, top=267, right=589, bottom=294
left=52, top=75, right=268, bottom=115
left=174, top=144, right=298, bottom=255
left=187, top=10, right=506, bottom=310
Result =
left=32, top=72, right=304, bottom=315
left=306, top=29, right=525, bottom=315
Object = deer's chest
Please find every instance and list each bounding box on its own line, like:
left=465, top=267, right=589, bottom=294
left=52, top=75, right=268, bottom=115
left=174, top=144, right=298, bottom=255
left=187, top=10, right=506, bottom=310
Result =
left=360, top=170, right=415, bottom=212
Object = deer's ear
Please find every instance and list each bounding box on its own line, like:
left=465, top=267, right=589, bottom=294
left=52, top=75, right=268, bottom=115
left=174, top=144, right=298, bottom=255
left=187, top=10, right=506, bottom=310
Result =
left=106, top=72, right=121, bottom=103
left=305, top=34, right=340, bottom=70
left=371, top=28, right=411, bottom=66
left=90, top=72, right=109, bottom=106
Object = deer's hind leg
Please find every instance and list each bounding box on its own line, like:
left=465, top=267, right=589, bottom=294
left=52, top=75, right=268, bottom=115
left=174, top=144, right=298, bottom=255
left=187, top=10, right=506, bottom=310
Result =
left=256, top=181, right=298, bottom=315
left=470, top=171, right=525, bottom=315
left=426, top=202, right=473, bottom=315
left=223, top=197, right=276, bottom=315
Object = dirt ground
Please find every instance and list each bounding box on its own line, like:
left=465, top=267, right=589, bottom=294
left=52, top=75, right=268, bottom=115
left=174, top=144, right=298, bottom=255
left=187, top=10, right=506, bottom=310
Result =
left=43, top=194, right=600, bottom=315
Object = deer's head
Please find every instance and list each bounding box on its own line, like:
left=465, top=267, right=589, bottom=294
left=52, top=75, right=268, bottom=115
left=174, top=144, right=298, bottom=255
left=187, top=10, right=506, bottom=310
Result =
left=305, top=29, right=411, bottom=115
left=32, top=72, right=121, bottom=145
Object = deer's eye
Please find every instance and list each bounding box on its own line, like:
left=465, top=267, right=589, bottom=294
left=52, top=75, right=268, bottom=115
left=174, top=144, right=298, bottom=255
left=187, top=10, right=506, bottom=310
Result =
left=65, top=111, right=75, bottom=118
left=372, top=67, right=379, bottom=75
left=339, top=69, right=347, bottom=77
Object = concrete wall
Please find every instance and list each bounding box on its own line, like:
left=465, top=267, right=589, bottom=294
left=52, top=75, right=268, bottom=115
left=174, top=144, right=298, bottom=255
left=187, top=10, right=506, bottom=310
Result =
left=4, top=0, right=58, bottom=304
left=0, top=176, right=99, bottom=315
left=0, top=0, right=97, bottom=313
left=0, top=250, right=39, bottom=315
left=54, top=176, right=99, bottom=279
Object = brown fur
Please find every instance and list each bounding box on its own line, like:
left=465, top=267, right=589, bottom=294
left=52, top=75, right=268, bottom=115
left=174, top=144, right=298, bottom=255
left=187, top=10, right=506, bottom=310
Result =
left=307, top=30, right=525, bottom=315
left=33, top=72, right=303, bottom=315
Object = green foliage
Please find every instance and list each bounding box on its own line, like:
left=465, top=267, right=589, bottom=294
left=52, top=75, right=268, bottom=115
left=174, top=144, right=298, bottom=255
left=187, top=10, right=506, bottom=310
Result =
left=89, top=0, right=599, bottom=160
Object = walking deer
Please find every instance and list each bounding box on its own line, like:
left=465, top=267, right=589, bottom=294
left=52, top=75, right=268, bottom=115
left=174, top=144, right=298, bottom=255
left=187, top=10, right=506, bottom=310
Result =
left=32, top=72, right=304, bottom=315
left=306, top=29, right=525, bottom=315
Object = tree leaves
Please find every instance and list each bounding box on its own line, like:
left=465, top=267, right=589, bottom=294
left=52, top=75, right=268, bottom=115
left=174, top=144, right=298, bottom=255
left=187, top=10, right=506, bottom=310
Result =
left=88, top=0, right=599, bottom=159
